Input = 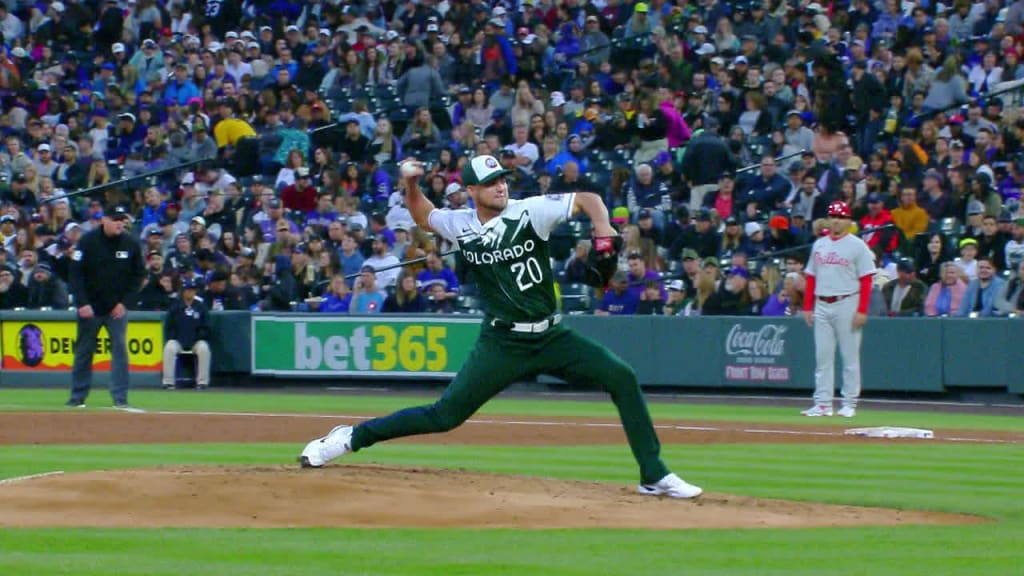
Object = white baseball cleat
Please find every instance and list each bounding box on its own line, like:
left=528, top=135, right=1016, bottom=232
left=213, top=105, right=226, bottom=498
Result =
left=837, top=406, right=857, bottom=418
left=638, top=473, right=703, bottom=499
left=299, top=425, right=353, bottom=468
left=801, top=405, right=833, bottom=417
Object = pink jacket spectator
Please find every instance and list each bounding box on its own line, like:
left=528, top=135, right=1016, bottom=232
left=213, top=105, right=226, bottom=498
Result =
left=660, top=100, right=691, bottom=149
left=924, top=280, right=967, bottom=317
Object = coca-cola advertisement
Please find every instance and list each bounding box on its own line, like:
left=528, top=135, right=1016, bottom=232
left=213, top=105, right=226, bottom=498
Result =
left=724, top=323, right=791, bottom=382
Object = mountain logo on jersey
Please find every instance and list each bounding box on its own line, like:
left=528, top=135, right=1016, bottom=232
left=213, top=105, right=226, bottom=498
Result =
left=461, top=212, right=537, bottom=265
left=477, top=210, right=530, bottom=250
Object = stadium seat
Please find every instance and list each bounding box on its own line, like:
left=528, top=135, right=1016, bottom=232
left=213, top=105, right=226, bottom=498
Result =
left=560, top=283, right=592, bottom=314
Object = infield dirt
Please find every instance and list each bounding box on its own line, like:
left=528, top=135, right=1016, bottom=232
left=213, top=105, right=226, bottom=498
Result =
left=0, top=411, right=1005, bottom=530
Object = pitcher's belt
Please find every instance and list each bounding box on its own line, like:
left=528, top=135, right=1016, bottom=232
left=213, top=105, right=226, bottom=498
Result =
left=490, top=314, right=562, bottom=333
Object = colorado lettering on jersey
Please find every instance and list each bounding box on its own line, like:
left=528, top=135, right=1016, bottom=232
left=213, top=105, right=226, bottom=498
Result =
left=463, top=239, right=536, bottom=265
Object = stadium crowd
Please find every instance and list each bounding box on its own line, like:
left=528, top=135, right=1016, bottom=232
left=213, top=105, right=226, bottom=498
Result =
left=2, top=0, right=1024, bottom=319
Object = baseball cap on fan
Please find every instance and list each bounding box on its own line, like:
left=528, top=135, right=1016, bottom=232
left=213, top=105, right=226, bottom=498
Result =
left=461, top=155, right=513, bottom=186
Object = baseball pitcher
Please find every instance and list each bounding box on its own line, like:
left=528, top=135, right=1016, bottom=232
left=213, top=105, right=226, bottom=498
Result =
left=299, top=155, right=702, bottom=499
left=802, top=200, right=875, bottom=418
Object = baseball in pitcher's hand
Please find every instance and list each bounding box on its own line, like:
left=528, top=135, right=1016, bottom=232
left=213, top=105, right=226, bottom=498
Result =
left=852, top=312, right=867, bottom=330
left=803, top=310, right=813, bottom=327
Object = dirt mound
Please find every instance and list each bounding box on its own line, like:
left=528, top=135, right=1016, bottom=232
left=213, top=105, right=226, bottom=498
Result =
left=0, top=465, right=983, bottom=530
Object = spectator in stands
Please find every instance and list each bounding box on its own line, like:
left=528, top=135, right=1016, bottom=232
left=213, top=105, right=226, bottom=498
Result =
left=402, top=107, right=444, bottom=154
left=703, top=266, right=750, bottom=316
left=636, top=280, right=666, bottom=315
left=956, top=237, right=980, bottom=281
left=351, top=265, right=385, bottom=313
left=314, top=275, right=352, bottom=313
left=891, top=185, right=930, bottom=242
left=1004, top=217, right=1024, bottom=270
left=263, top=255, right=298, bottom=312
left=596, top=270, right=640, bottom=315
left=918, top=170, right=954, bottom=221
left=25, top=262, right=68, bottom=309
left=417, top=250, right=459, bottom=300
left=202, top=269, right=246, bottom=311
left=338, top=119, right=370, bottom=164
left=363, top=234, right=400, bottom=288
left=916, top=232, right=953, bottom=287
left=397, top=47, right=446, bottom=110
left=383, top=270, right=427, bottom=313
left=956, top=257, right=1005, bottom=317
left=281, top=167, right=317, bottom=212
left=883, top=258, right=928, bottom=316
left=860, top=194, right=899, bottom=254
left=925, top=262, right=968, bottom=317
left=995, top=260, right=1024, bottom=315
left=0, top=264, right=27, bottom=309
left=625, top=245, right=664, bottom=294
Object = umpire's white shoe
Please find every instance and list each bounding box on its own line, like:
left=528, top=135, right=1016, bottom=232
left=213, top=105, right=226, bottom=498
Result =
left=801, top=405, right=834, bottom=417
left=638, top=473, right=703, bottom=499
left=837, top=406, right=857, bottom=418
left=299, top=425, right=353, bottom=468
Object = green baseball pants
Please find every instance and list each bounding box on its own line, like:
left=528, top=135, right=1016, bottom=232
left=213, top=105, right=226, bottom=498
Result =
left=350, top=323, right=671, bottom=484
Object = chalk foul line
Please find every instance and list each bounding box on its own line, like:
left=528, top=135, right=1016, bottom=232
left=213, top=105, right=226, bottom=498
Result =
left=151, top=410, right=1019, bottom=444
left=0, top=471, right=65, bottom=486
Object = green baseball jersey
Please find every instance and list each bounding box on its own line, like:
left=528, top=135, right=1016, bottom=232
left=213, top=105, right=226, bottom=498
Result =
left=428, top=193, right=576, bottom=322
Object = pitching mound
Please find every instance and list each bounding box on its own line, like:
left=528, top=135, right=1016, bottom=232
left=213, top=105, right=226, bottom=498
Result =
left=0, top=465, right=983, bottom=530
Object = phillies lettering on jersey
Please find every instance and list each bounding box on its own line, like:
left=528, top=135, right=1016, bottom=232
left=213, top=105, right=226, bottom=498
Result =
left=429, top=193, right=576, bottom=321
left=813, top=252, right=851, bottom=267
left=805, top=234, right=875, bottom=296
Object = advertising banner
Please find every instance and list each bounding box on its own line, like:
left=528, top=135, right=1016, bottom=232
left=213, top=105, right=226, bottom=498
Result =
left=251, top=316, right=482, bottom=377
left=722, top=321, right=800, bottom=383
left=1, top=320, right=164, bottom=372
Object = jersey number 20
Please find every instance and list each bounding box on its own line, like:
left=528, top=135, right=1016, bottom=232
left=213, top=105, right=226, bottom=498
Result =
left=511, top=257, right=544, bottom=291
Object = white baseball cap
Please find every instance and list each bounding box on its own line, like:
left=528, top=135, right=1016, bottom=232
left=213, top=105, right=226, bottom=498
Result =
left=668, top=280, right=684, bottom=291
left=695, top=43, right=716, bottom=56
left=550, top=91, right=566, bottom=107
left=112, top=42, right=125, bottom=53
left=445, top=182, right=464, bottom=196
left=694, top=25, right=708, bottom=35
left=744, top=222, right=762, bottom=236
left=37, top=143, right=51, bottom=152
left=191, top=216, right=206, bottom=227
left=461, top=155, right=512, bottom=186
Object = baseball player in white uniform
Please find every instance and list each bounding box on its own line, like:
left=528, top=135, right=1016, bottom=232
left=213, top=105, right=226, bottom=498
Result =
left=802, top=200, right=875, bottom=417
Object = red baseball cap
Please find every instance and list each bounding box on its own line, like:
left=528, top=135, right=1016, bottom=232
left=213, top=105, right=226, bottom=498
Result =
left=827, top=200, right=851, bottom=218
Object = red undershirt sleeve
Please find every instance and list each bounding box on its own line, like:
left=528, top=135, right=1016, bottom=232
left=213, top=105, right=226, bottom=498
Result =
left=803, top=274, right=816, bottom=311
left=858, top=274, right=872, bottom=314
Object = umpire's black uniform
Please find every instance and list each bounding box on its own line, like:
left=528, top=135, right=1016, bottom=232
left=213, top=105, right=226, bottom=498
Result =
left=67, top=207, right=145, bottom=407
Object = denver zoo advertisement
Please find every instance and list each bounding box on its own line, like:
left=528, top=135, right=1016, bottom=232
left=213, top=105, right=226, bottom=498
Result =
left=2, top=320, right=164, bottom=372
left=723, top=322, right=792, bottom=383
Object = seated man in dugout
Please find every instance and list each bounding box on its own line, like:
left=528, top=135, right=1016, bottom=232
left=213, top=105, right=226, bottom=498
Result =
left=162, top=276, right=212, bottom=389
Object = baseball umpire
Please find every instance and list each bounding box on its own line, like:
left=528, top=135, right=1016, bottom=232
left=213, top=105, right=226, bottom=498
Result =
left=802, top=200, right=875, bottom=418
left=300, top=155, right=702, bottom=499
left=67, top=205, right=146, bottom=410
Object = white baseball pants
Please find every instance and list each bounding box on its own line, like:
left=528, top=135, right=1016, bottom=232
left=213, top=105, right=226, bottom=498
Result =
left=162, top=340, right=211, bottom=387
left=812, top=295, right=862, bottom=407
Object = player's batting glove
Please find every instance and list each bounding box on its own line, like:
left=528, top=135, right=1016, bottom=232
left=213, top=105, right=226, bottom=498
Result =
left=582, top=235, right=623, bottom=288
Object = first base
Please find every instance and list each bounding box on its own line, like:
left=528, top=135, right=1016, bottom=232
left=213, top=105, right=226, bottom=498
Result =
left=844, top=427, right=934, bottom=439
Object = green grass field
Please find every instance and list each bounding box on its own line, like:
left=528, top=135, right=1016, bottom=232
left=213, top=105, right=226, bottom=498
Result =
left=1, top=388, right=1022, bottom=576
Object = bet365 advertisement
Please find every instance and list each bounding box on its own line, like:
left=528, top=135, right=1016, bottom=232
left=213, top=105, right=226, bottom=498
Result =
left=1, top=320, right=164, bottom=372
left=251, top=316, right=481, bottom=377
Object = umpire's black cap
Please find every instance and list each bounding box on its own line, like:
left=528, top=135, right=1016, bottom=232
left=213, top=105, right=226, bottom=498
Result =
left=106, top=205, right=131, bottom=221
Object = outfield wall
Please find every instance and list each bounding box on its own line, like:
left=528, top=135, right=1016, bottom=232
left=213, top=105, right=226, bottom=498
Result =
left=0, top=311, right=1020, bottom=394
